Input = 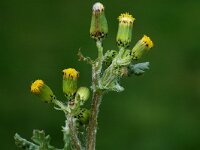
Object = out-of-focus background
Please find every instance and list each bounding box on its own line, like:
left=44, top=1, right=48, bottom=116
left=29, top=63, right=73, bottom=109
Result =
left=1, top=0, right=200, bottom=149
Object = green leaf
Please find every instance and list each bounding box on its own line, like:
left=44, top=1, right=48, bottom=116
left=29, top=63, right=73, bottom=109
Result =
left=31, top=130, right=56, bottom=150
left=129, top=62, right=150, bottom=75
left=14, top=133, right=39, bottom=150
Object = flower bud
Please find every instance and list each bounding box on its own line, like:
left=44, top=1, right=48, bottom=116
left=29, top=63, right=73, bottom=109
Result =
left=75, top=87, right=90, bottom=105
left=75, top=108, right=90, bottom=125
left=103, top=50, right=118, bottom=66
left=30, top=80, right=55, bottom=103
left=116, top=13, right=135, bottom=48
left=63, top=68, right=79, bottom=100
left=90, top=2, right=108, bottom=40
left=131, top=35, right=153, bottom=60
left=120, top=49, right=132, bottom=65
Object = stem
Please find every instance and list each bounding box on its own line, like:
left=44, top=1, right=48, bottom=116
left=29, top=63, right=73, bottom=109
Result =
left=96, top=40, right=103, bottom=77
left=67, top=115, right=83, bottom=150
left=53, top=99, right=69, bottom=114
left=87, top=40, right=104, bottom=150
left=77, top=48, right=94, bottom=64
left=87, top=90, right=103, bottom=150
left=54, top=99, right=82, bottom=149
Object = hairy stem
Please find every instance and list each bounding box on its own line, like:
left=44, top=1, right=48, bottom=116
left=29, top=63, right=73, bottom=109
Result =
left=54, top=99, right=69, bottom=113
left=96, top=40, right=103, bottom=77
left=67, top=115, right=83, bottom=150
left=87, top=90, right=103, bottom=150
left=87, top=40, right=104, bottom=150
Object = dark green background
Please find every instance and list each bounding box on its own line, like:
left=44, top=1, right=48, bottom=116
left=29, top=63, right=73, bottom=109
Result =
left=1, top=0, right=200, bottom=149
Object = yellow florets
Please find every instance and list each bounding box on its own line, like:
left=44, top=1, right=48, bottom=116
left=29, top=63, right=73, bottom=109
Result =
left=118, top=13, right=135, bottom=23
left=63, top=68, right=79, bottom=79
left=31, top=80, right=44, bottom=94
left=142, top=35, right=154, bottom=49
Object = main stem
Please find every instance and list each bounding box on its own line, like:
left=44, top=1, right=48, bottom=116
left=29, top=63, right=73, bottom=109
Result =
left=87, top=40, right=104, bottom=150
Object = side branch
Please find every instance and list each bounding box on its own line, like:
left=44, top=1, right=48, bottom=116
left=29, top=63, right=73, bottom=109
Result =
left=78, top=49, right=93, bottom=64
left=67, top=115, right=82, bottom=150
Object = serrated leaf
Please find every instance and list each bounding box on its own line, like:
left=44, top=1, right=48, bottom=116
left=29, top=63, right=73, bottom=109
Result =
left=14, top=133, right=39, bottom=150
left=31, top=130, right=56, bottom=150
left=129, top=62, right=150, bottom=75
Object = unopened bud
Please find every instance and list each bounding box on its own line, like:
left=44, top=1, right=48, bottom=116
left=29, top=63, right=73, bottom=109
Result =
left=75, top=87, right=90, bottom=105
left=90, top=2, right=108, bottom=40
left=116, top=13, right=135, bottom=48
left=75, top=108, right=90, bottom=125
left=103, top=50, right=118, bottom=66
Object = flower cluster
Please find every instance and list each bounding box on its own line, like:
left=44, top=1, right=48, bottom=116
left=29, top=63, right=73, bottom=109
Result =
left=15, top=2, right=154, bottom=150
left=90, top=9, right=154, bottom=91
left=30, top=68, right=90, bottom=125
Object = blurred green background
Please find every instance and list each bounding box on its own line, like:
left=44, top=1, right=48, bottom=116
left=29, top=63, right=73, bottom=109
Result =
left=1, top=0, right=200, bottom=149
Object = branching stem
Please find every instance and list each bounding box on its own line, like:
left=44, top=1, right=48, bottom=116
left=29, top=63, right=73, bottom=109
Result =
left=87, top=40, right=104, bottom=150
left=67, top=115, right=83, bottom=150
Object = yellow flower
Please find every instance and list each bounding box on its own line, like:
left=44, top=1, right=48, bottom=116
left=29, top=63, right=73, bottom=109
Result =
left=118, top=13, right=135, bottom=24
left=30, top=79, right=55, bottom=103
left=31, top=80, right=44, bottom=94
left=131, top=35, right=154, bottom=60
left=63, top=68, right=79, bottom=79
left=141, top=35, right=154, bottom=49
left=116, top=13, right=135, bottom=48
left=63, top=68, right=79, bottom=100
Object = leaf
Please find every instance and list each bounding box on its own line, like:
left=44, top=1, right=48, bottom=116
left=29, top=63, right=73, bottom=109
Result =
left=129, top=62, right=150, bottom=75
left=14, top=133, right=39, bottom=150
left=31, top=130, right=56, bottom=150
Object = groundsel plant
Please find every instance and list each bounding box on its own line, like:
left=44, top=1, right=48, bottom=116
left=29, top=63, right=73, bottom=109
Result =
left=14, top=2, right=154, bottom=150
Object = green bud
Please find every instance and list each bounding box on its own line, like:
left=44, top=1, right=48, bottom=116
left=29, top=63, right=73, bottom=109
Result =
left=103, top=50, right=118, bottom=66
left=30, top=80, right=55, bottom=103
left=120, top=49, right=132, bottom=66
left=90, top=2, right=108, bottom=40
left=75, top=108, right=90, bottom=125
left=75, top=87, right=90, bottom=105
left=132, top=35, right=154, bottom=60
left=116, top=13, right=135, bottom=48
left=63, top=68, right=79, bottom=100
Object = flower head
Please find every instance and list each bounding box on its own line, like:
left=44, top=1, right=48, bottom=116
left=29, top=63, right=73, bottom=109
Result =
left=141, top=35, right=154, bottom=49
left=31, top=80, right=44, bottom=94
left=63, top=68, right=79, bottom=100
left=63, top=68, right=79, bottom=79
left=118, top=13, right=135, bottom=24
left=31, top=80, right=55, bottom=103
left=131, top=35, right=154, bottom=60
left=116, top=13, right=135, bottom=48
left=90, top=2, right=108, bottom=40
